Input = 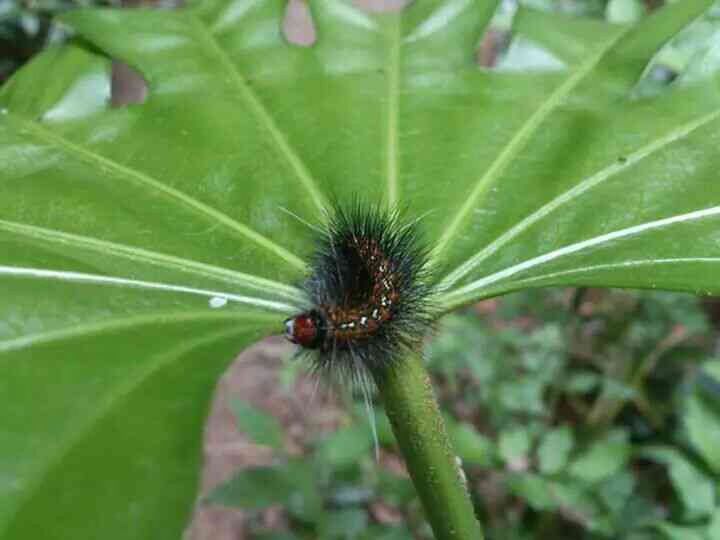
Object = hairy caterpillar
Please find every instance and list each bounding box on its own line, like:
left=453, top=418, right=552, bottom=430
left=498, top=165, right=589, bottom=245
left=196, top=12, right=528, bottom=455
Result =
left=284, top=201, right=434, bottom=384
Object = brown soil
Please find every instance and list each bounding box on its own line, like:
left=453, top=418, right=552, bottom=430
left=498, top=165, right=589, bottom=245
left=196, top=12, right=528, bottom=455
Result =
left=185, top=338, right=345, bottom=540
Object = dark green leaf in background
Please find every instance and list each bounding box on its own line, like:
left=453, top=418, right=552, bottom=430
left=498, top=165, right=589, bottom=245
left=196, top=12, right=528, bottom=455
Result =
left=653, top=522, right=707, bottom=540
left=230, top=397, right=285, bottom=450
left=319, top=426, right=373, bottom=469
left=686, top=360, right=720, bottom=473
left=568, top=431, right=630, bottom=483
left=448, top=421, right=496, bottom=468
left=206, top=458, right=321, bottom=521
left=498, top=427, right=532, bottom=466
left=537, top=425, right=574, bottom=475
left=507, top=473, right=558, bottom=511
left=640, top=446, right=715, bottom=519
left=319, top=508, right=368, bottom=540
left=205, top=465, right=298, bottom=509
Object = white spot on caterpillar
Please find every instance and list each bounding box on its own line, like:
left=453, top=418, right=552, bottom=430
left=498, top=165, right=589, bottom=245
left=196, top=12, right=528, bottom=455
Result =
left=209, top=296, right=228, bottom=308
left=360, top=316, right=368, bottom=326
left=372, top=309, right=380, bottom=319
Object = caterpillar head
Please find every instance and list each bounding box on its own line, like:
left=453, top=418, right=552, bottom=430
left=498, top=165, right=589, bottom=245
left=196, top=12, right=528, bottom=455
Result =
left=284, top=310, right=325, bottom=349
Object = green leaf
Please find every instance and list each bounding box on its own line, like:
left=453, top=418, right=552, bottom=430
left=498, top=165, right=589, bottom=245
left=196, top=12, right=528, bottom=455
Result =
left=448, top=421, right=496, bottom=467
left=353, top=404, right=396, bottom=447
left=255, top=533, right=300, bottom=540
left=498, top=427, right=532, bottom=466
left=701, top=359, right=720, bottom=383
left=319, top=508, right=368, bottom=540
left=2, top=0, right=720, bottom=537
left=596, top=471, right=635, bottom=515
left=707, top=509, right=720, bottom=539
left=686, top=392, right=720, bottom=473
left=537, top=425, right=574, bottom=475
left=569, top=432, right=630, bottom=483
left=0, top=312, right=273, bottom=540
left=319, top=427, right=373, bottom=469
left=566, top=370, right=602, bottom=394
left=229, top=398, right=285, bottom=450
left=377, top=471, right=415, bottom=507
left=513, top=7, right=623, bottom=66
left=285, top=460, right=324, bottom=523
left=497, top=378, right=545, bottom=414
left=547, top=479, right=600, bottom=525
left=606, top=0, right=646, bottom=24
left=507, top=473, right=558, bottom=511
left=653, top=522, right=707, bottom=540
left=205, top=465, right=298, bottom=509
left=640, top=446, right=715, bottom=519
left=360, top=525, right=414, bottom=540
left=207, top=459, right=321, bottom=520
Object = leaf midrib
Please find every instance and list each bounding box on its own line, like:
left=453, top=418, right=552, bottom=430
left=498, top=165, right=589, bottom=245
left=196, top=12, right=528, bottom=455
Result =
left=0, top=219, right=303, bottom=303
left=0, top=310, right=273, bottom=353
left=191, top=15, right=329, bottom=214
left=385, top=17, right=401, bottom=208
left=0, top=265, right=297, bottom=314
left=501, top=258, right=720, bottom=288
left=441, top=206, right=720, bottom=308
left=439, top=108, right=720, bottom=289
left=442, top=257, right=720, bottom=309
left=429, top=27, right=631, bottom=265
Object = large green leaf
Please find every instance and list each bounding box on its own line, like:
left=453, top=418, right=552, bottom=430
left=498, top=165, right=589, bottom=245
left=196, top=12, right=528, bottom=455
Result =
left=1, top=0, right=720, bottom=538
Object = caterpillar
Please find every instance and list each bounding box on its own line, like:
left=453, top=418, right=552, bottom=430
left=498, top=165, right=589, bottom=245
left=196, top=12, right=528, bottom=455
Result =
left=283, top=201, right=434, bottom=384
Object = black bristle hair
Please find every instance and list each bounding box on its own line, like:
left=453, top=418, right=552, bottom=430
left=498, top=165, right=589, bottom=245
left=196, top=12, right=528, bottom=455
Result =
left=286, top=199, right=434, bottom=385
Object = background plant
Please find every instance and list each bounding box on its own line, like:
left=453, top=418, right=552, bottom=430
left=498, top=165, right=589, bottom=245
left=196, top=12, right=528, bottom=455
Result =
left=211, top=288, right=719, bottom=539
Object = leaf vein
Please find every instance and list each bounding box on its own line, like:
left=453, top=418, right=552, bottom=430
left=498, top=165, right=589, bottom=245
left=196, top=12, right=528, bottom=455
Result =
left=0, top=310, right=269, bottom=353
left=0, top=265, right=297, bottom=313
left=192, top=15, right=329, bottom=214
left=5, top=112, right=306, bottom=270
left=498, top=257, right=720, bottom=288
left=0, top=219, right=303, bottom=302
left=441, top=206, right=720, bottom=305
left=440, top=108, right=720, bottom=288
left=430, top=27, right=631, bottom=263
left=386, top=18, right=401, bottom=207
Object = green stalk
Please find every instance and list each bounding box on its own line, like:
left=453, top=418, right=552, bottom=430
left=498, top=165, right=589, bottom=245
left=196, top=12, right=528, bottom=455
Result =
left=371, top=352, right=484, bottom=540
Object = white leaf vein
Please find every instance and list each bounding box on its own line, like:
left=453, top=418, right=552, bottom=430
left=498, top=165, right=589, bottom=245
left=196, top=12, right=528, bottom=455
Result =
left=0, top=219, right=303, bottom=302
left=441, top=206, right=720, bottom=305
left=440, top=108, right=720, bottom=288
left=0, top=265, right=296, bottom=313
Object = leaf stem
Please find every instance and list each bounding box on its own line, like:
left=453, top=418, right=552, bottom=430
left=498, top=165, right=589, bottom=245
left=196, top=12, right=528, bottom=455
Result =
left=371, top=352, right=484, bottom=540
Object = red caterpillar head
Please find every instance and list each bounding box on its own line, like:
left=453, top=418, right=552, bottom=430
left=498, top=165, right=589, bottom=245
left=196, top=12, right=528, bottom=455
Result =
left=284, top=310, right=325, bottom=349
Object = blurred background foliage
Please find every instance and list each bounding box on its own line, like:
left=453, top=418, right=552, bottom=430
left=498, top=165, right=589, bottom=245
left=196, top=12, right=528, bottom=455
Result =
left=0, top=0, right=117, bottom=82
left=4, top=0, right=720, bottom=538
left=212, top=287, right=720, bottom=540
